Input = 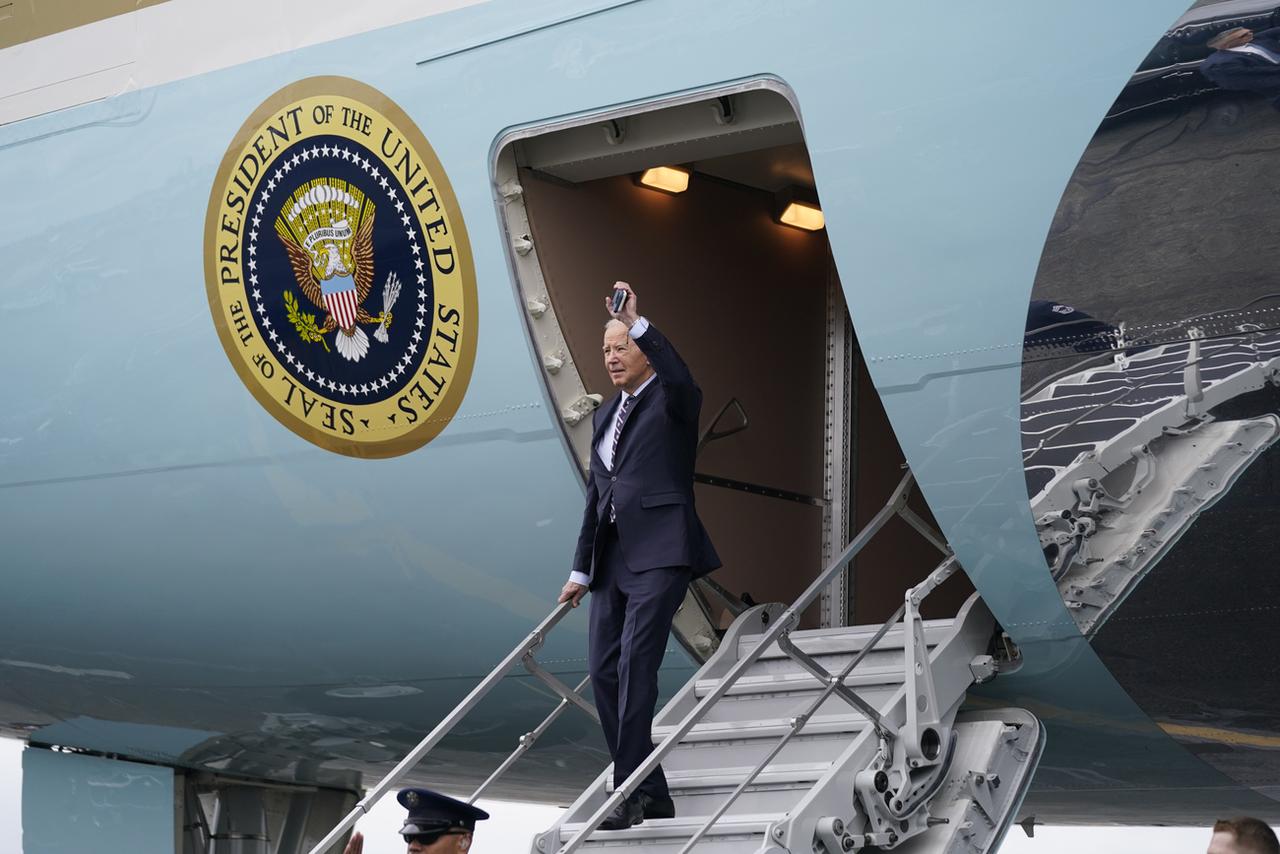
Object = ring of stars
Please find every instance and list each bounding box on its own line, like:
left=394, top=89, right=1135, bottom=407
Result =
left=247, top=143, right=430, bottom=400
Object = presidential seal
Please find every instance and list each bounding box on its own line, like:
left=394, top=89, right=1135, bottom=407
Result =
left=204, top=77, right=477, bottom=458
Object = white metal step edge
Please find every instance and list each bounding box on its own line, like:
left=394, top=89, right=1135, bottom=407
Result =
left=653, top=713, right=870, bottom=744
left=740, top=622, right=953, bottom=659
left=560, top=812, right=780, bottom=842
left=693, top=664, right=908, bottom=697
left=764, top=619, right=956, bottom=642
left=605, top=762, right=831, bottom=793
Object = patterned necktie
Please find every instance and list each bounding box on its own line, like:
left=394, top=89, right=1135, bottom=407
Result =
left=608, top=393, right=637, bottom=522
left=611, top=393, right=637, bottom=465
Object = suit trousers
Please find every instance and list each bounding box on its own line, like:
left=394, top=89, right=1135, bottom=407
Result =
left=588, top=521, right=691, bottom=801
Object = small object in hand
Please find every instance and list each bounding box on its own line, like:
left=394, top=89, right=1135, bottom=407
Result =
left=611, top=288, right=628, bottom=314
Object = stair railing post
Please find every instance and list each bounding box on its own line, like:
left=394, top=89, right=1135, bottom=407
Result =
left=469, top=674, right=593, bottom=805
left=775, top=634, right=898, bottom=738
left=522, top=655, right=599, bottom=723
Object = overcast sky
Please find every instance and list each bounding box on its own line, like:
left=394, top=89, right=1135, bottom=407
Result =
left=0, top=738, right=1218, bottom=853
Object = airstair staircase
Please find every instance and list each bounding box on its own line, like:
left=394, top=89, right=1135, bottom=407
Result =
left=536, top=571, right=1041, bottom=854
left=534, top=469, right=1044, bottom=854
left=308, top=471, right=1044, bottom=854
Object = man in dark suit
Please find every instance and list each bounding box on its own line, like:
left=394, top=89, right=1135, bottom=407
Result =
left=558, top=281, right=721, bottom=830
left=1200, top=26, right=1280, bottom=104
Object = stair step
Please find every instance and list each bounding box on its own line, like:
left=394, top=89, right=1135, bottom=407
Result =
left=561, top=812, right=779, bottom=849
left=653, top=712, right=869, bottom=744
left=694, top=664, right=906, bottom=697
left=694, top=681, right=902, bottom=725
left=740, top=620, right=953, bottom=661
left=659, top=726, right=869, bottom=772
left=604, top=763, right=832, bottom=818
left=769, top=620, right=956, bottom=642
left=607, top=762, right=830, bottom=793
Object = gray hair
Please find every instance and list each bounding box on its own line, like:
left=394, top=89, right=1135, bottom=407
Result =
left=603, top=319, right=629, bottom=333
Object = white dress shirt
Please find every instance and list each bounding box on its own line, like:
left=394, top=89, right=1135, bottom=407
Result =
left=569, top=317, right=653, bottom=588
left=1230, top=43, right=1280, bottom=63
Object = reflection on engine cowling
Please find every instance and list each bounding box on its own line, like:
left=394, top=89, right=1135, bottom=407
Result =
left=1023, top=0, right=1280, bottom=635
left=1024, top=332, right=1279, bottom=633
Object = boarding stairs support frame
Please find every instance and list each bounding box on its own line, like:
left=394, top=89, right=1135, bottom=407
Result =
left=305, top=602, right=601, bottom=854
left=535, top=470, right=1043, bottom=853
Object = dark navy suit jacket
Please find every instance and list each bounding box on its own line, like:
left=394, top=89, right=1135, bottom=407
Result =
left=571, top=323, right=721, bottom=583
left=1200, top=29, right=1280, bottom=101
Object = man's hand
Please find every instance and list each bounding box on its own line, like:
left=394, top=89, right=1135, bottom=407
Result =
left=606, top=280, right=640, bottom=328
left=559, top=580, right=588, bottom=608
left=343, top=831, right=364, bottom=854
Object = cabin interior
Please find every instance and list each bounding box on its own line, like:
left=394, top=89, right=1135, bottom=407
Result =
left=496, top=86, right=972, bottom=635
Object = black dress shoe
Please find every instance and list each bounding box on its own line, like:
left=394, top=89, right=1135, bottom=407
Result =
left=599, top=797, right=643, bottom=830
left=638, top=792, right=675, bottom=819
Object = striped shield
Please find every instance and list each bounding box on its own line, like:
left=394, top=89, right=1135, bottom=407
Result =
left=320, top=273, right=359, bottom=330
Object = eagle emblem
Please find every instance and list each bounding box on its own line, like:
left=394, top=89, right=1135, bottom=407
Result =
left=206, top=77, right=478, bottom=457
left=273, top=179, right=393, bottom=362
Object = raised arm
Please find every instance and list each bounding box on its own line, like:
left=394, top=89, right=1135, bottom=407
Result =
left=632, top=322, right=701, bottom=422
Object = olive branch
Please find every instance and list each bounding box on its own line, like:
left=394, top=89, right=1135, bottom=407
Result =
left=284, top=290, right=330, bottom=352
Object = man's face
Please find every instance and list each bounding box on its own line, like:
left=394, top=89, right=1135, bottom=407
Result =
left=406, top=831, right=470, bottom=854
left=602, top=324, right=652, bottom=392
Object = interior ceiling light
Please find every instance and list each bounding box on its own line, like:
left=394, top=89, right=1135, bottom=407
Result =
left=637, top=166, right=690, bottom=194
left=779, top=200, right=825, bottom=231
left=776, top=186, right=825, bottom=231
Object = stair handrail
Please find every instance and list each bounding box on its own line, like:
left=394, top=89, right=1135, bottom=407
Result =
left=308, top=601, right=593, bottom=854
left=674, top=556, right=959, bottom=853
left=467, top=674, right=593, bottom=804
left=555, top=470, right=927, bottom=854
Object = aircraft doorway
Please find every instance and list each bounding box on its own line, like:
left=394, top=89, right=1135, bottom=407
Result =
left=494, top=82, right=968, bottom=652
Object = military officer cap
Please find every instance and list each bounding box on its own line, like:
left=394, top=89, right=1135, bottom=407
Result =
left=397, top=787, right=490, bottom=835
left=1024, top=300, right=1117, bottom=353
